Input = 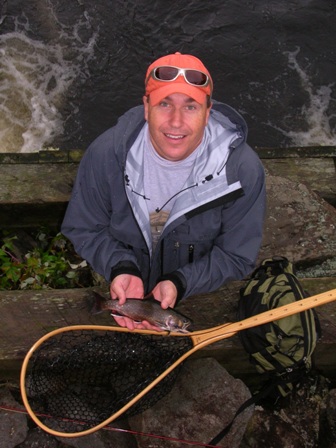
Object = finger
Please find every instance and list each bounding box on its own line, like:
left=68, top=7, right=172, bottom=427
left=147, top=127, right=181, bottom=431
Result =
left=110, top=291, right=118, bottom=299
left=110, top=284, right=127, bottom=304
left=118, top=296, right=127, bottom=305
left=112, top=315, right=135, bottom=330
left=160, top=297, right=173, bottom=309
left=112, top=315, right=127, bottom=327
left=114, top=290, right=127, bottom=305
left=122, top=316, right=136, bottom=330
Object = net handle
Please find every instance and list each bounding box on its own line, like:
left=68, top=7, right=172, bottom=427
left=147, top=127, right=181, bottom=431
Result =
left=20, top=288, right=336, bottom=437
left=189, top=287, right=336, bottom=347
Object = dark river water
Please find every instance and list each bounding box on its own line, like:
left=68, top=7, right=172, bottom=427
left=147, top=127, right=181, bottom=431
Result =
left=1, top=0, right=335, bottom=152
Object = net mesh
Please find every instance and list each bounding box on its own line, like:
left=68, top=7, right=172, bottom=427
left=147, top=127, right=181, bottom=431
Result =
left=24, top=329, right=193, bottom=433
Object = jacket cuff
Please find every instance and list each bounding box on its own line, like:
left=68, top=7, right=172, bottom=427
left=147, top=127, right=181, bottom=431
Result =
left=157, top=271, right=187, bottom=304
left=110, top=261, right=142, bottom=282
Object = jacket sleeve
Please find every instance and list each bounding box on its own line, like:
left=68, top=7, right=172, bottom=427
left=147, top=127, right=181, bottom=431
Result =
left=176, top=146, right=266, bottom=299
left=61, top=134, right=141, bottom=282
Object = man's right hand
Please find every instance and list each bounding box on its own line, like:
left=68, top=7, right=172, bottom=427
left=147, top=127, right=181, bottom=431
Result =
left=110, top=274, right=146, bottom=330
left=110, top=274, right=144, bottom=304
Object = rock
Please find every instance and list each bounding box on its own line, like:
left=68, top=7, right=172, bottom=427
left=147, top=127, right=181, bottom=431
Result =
left=319, top=388, right=336, bottom=447
left=1, top=366, right=336, bottom=448
left=241, top=374, right=330, bottom=448
left=55, top=432, right=114, bottom=448
left=241, top=408, right=306, bottom=448
left=260, top=175, right=336, bottom=271
left=16, top=427, right=59, bottom=448
left=0, top=387, right=28, bottom=448
left=54, top=419, right=138, bottom=448
left=128, top=357, right=254, bottom=448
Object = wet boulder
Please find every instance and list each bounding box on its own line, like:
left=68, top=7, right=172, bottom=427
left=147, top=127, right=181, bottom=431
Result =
left=241, top=374, right=330, bottom=448
left=129, top=357, right=253, bottom=448
left=319, top=388, right=336, bottom=447
left=0, top=387, right=28, bottom=448
left=260, top=174, right=336, bottom=274
left=17, top=427, right=59, bottom=448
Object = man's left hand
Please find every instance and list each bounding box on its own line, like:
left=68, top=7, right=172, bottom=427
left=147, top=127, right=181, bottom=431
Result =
left=151, top=280, right=177, bottom=309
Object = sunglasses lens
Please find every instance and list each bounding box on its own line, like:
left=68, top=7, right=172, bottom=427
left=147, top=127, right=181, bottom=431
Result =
left=153, top=67, right=208, bottom=86
left=185, top=70, right=208, bottom=86
left=154, top=67, right=179, bottom=81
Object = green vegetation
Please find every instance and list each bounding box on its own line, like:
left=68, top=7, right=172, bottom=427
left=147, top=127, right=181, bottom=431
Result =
left=0, top=229, right=88, bottom=290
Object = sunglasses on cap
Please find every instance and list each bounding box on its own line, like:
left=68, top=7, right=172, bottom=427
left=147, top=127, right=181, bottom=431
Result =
left=146, top=65, right=210, bottom=88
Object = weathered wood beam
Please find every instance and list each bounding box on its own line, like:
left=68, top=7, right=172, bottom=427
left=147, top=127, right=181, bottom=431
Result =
left=255, top=146, right=336, bottom=158
left=0, top=150, right=84, bottom=164
left=1, top=278, right=336, bottom=381
left=0, top=147, right=335, bottom=228
left=0, top=146, right=335, bottom=164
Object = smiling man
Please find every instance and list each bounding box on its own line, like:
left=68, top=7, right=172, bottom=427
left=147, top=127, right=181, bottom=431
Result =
left=143, top=92, right=210, bottom=161
left=62, top=52, right=266, bottom=331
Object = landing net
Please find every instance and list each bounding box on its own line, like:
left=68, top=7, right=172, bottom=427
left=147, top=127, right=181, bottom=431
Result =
left=24, top=329, right=193, bottom=433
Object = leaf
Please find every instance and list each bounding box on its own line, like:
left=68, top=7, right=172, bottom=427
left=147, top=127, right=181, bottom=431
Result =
left=68, top=260, right=87, bottom=270
left=2, top=264, right=22, bottom=283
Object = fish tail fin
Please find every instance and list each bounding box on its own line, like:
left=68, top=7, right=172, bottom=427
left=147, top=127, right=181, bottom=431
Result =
left=90, top=291, right=108, bottom=315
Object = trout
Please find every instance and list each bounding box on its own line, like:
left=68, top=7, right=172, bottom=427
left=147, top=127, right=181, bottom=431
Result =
left=91, top=292, right=192, bottom=333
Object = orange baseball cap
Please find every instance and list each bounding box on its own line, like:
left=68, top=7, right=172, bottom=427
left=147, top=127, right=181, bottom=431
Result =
left=145, top=52, right=213, bottom=105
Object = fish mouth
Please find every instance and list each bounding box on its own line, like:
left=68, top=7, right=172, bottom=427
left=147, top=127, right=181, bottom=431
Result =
left=180, top=323, right=193, bottom=333
left=169, top=327, right=192, bottom=334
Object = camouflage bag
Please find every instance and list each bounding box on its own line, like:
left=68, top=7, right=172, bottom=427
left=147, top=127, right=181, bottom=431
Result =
left=208, top=256, right=321, bottom=445
left=237, top=256, right=320, bottom=397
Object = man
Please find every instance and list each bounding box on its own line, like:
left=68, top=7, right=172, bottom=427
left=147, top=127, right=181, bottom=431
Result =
left=62, top=52, right=266, bottom=330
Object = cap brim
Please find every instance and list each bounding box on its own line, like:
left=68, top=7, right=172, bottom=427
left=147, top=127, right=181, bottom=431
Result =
left=149, top=83, right=207, bottom=106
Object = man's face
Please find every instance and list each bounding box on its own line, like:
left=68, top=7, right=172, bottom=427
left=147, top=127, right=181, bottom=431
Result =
left=143, top=93, right=211, bottom=161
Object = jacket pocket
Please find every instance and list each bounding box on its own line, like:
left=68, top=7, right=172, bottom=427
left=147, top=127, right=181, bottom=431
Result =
left=162, top=231, right=217, bottom=273
left=162, top=211, right=222, bottom=272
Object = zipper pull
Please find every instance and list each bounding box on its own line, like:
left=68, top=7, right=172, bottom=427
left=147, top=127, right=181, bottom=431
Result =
left=189, top=244, right=194, bottom=263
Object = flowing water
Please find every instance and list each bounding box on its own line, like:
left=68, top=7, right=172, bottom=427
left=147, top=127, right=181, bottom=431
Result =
left=0, top=0, right=335, bottom=152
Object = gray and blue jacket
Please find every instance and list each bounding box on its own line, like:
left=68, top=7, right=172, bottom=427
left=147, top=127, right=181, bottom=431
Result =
left=61, top=100, right=266, bottom=301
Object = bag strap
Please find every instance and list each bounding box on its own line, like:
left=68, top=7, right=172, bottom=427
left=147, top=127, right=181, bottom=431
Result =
left=253, top=256, right=289, bottom=279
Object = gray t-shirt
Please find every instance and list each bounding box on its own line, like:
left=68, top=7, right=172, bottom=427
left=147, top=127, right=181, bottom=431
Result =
left=144, top=130, right=199, bottom=249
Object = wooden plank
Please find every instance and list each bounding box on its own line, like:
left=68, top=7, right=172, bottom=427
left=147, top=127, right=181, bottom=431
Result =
left=0, top=164, right=77, bottom=204
left=0, top=150, right=84, bottom=164
left=0, top=146, right=335, bottom=164
left=0, top=154, right=334, bottom=208
left=1, top=278, right=335, bottom=367
left=255, top=146, right=336, bottom=158
left=0, top=288, right=112, bottom=360
left=0, top=147, right=335, bottom=226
